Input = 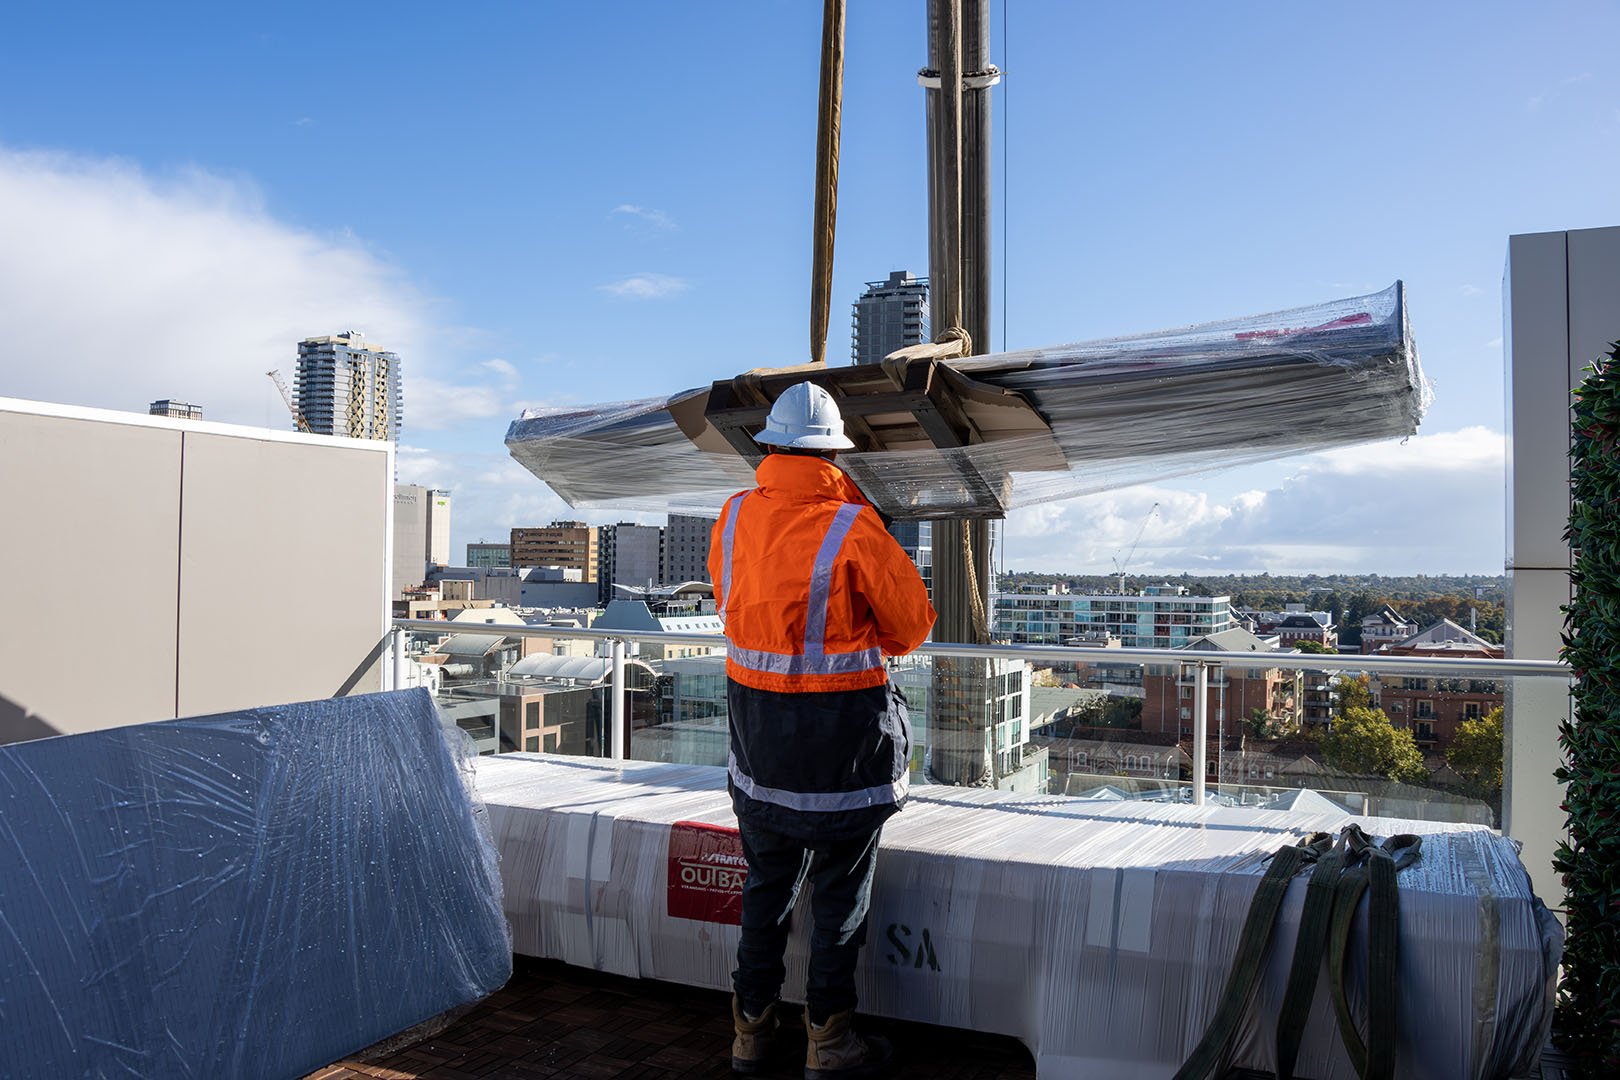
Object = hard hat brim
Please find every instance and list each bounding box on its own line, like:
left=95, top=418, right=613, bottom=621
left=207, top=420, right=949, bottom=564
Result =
left=753, top=428, right=856, bottom=450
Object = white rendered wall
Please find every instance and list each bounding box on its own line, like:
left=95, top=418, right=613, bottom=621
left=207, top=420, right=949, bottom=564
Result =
left=1504, top=226, right=1620, bottom=906
left=0, top=398, right=393, bottom=742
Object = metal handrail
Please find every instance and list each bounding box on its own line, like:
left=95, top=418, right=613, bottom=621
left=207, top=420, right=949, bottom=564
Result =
left=390, top=616, right=1567, bottom=808
left=389, top=618, right=1568, bottom=679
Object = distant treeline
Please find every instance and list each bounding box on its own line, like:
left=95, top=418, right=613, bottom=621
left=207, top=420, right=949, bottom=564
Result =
left=997, top=572, right=1507, bottom=644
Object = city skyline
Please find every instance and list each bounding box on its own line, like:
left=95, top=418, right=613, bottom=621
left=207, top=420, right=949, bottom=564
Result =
left=2, top=4, right=1615, bottom=574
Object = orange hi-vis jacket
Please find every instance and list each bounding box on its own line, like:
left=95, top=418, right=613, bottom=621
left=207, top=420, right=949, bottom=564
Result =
left=709, top=454, right=935, bottom=695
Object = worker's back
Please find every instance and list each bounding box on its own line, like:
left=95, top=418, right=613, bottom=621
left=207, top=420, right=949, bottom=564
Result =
left=710, top=450, right=934, bottom=839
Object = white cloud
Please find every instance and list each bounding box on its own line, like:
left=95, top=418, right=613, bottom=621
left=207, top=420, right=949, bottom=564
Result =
left=610, top=204, right=676, bottom=230
left=0, top=144, right=531, bottom=439
left=1002, top=428, right=1505, bottom=576
left=0, top=145, right=441, bottom=426
left=598, top=273, right=689, bottom=299
left=404, top=378, right=514, bottom=430
left=480, top=357, right=520, bottom=385
left=1459, top=284, right=1482, bottom=296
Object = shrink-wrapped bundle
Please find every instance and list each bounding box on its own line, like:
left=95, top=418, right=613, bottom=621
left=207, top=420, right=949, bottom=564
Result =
left=507, top=284, right=1426, bottom=520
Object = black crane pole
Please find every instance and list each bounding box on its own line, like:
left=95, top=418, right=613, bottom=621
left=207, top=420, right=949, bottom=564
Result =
left=925, top=0, right=998, bottom=786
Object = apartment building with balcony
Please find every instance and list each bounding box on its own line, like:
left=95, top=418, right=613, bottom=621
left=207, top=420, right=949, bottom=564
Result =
left=995, top=582, right=1233, bottom=649
left=850, top=269, right=929, bottom=365
left=1371, top=619, right=1505, bottom=747
left=294, top=331, right=402, bottom=442
left=1141, top=628, right=1302, bottom=738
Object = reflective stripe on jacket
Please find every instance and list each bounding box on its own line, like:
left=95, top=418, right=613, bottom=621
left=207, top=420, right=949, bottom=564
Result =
left=725, top=678, right=913, bottom=841
left=709, top=454, right=935, bottom=695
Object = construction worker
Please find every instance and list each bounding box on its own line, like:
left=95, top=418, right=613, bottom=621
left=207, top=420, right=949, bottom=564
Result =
left=710, top=381, right=935, bottom=1079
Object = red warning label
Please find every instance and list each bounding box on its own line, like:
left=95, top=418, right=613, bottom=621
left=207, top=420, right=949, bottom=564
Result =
left=667, top=820, right=746, bottom=925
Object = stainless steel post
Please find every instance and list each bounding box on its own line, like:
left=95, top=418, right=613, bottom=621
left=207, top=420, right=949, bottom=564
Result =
left=391, top=626, right=408, bottom=692
left=610, top=638, right=627, bottom=761
left=1192, top=663, right=1209, bottom=807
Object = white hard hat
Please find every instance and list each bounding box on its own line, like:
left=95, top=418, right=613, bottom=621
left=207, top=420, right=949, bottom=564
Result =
left=753, top=382, right=855, bottom=450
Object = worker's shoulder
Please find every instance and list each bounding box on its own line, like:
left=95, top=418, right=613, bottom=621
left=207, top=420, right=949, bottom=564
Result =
left=841, top=505, right=902, bottom=546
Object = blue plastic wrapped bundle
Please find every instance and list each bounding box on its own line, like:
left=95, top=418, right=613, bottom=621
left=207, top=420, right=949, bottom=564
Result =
left=0, top=688, right=511, bottom=1080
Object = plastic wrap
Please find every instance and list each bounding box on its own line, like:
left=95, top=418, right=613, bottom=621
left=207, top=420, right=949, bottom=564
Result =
left=0, top=688, right=511, bottom=1080
left=506, top=284, right=1427, bottom=520
left=476, top=754, right=1557, bottom=1080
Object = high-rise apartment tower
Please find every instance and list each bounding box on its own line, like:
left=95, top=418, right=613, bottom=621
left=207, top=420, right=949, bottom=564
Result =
left=851, top=271, right=929, bottom=365
left=888, top=520, right=933, bottom=599
left=294, top=331, right=402, bottom=441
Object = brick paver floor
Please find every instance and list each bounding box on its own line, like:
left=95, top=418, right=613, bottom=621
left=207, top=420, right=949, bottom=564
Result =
left=309, top=956, right=1036, bottom=1080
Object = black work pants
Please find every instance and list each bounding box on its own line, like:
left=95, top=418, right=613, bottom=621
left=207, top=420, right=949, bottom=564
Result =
left=732, top=820, right=882, bottom=1023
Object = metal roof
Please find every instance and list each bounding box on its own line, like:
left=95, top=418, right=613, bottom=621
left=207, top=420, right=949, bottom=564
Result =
left=439, top=633, right=508, bottom=657
left=506, top=654, right=615, bottom=682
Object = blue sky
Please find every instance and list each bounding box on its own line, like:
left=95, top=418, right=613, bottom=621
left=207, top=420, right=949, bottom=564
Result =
left=2, top=2, right=1617, bottom=574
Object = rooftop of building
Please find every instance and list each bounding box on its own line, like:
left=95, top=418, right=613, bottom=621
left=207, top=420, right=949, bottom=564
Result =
left=299, top=330, right=394, bottom=352
left=1182, top=627, right=1275, bottom=653
left=1362, top=605, right=1415, bottom=626
left=1386, top=617, right=1500, bottom=652
left=860, top=269, right=928, bottom=291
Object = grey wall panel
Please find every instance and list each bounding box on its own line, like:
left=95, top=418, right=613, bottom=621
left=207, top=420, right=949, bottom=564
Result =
left=1504, top=225, right=1620, bottom=908
left=1504, top=565, right=1573, bottom=907
left=1567, top=226, right=1620, bottom=393
left=1504, top=231, right=1569, bottom=572
left=177, top=431, right=390, bottom=717
left=0, top=410, right=182, bottom=741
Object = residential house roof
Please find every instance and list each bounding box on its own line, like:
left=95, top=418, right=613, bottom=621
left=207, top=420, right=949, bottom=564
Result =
left=1384, top=619, right=1502, bottom=656
left=1183, top=627, right=1275, bottom=653
left=1361, top=605, right=1414, bottom=628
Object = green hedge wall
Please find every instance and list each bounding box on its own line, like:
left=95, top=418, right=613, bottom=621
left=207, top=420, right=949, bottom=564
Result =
left=1557, top=341, right=1620, bottom=1075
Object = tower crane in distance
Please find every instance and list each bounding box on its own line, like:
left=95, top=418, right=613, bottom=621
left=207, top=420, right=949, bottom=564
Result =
left=266, top=370, right=314, bottom=434
left=1111, top=501, right=1160, bottom=595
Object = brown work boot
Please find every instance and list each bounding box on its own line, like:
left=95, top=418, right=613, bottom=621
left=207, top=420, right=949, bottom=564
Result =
left=803, top=1008, right=893, bottom=1079
left=731, top=995, right=779, bottom=1075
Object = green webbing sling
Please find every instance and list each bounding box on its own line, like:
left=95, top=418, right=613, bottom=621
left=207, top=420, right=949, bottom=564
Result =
left=1175, top=826, right=1421, bottom=1080
left=1274, top=843, right=1349, bottom=1079
left=1172, top=833, right=1332, bottom=1080
left=1326, top=832, right=1421, bottom=1080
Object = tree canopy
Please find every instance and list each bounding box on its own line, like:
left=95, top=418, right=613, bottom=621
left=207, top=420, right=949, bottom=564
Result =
left=1447, top=706, right=1504, bottom=801
left=1319, top=706, right=1428, bottom=784
left=1333, top=674, right=1374, bottom=715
